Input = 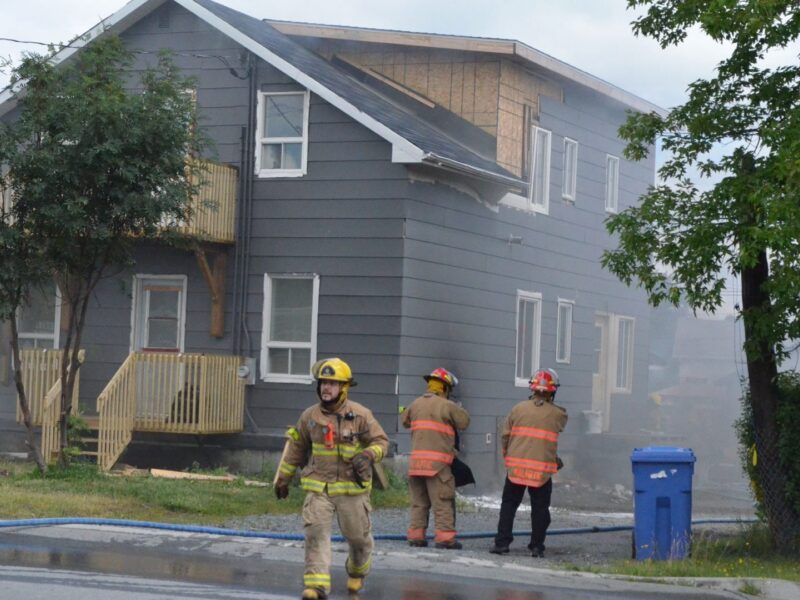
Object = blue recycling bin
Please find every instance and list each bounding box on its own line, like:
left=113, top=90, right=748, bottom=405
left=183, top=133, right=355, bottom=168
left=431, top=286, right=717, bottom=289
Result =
left=631, top=446, right=696, bottom=560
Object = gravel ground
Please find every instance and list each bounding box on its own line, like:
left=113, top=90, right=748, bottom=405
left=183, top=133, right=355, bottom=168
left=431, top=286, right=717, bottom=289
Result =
left=225, top=480, right=757, bottom=569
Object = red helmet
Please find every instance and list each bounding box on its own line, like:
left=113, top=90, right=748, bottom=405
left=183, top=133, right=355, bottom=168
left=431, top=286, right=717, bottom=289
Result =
left=423, top=367, right=458, bottom=388
left=529, top=368, right=559, bottom=393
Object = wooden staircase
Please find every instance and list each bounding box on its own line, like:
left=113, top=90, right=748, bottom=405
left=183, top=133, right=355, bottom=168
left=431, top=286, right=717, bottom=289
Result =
left=78, top=415, right=100, bottom=463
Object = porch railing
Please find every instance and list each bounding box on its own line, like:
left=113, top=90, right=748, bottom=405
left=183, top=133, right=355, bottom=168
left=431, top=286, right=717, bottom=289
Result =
left=178, top=160, right=238, bottom=243
left=16, top=349, right=80, bottom=427
left=97, top=352, right=245, bottom=471
left=96, top=353, right=137, bottom=471
left=38, top=349, right=86, bottom=465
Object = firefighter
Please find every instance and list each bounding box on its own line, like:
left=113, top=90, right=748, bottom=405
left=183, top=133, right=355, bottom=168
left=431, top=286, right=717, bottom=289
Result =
left=274, top=357, right=389, bottom=600
left=490, top=368, right=567, bottom=558
left=402, top=367, right=470, bottom=549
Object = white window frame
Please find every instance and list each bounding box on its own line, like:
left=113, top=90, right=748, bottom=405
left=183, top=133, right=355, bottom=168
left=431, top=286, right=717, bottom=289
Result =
left=612, top=315, right=635, bottom=393
left=528, top=126, right=551, bottom=214
left=255, top=90, right=310, bottom=178
left=16, top=284, right=61, bottom=350
left=514, top=290, right=542, bottom=387
left=562, top=138, right=578, bottom=202
left=130, top=274, right=188, bottom=353
left=605, top=154, right=620, bottom=213
left=556, top=298, right=574, bottom=364
left=260, top=273, right=319, bottom=384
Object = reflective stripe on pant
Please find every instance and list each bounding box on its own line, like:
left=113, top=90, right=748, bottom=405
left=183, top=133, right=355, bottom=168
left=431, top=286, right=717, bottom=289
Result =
left=494, top=476, right=552, bottom=550
left=407, top=466, right=456, bottom=543
left=303, top=490, right=373, bottom=592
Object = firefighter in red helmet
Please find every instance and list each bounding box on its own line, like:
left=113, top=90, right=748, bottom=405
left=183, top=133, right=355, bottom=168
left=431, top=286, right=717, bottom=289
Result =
left=402, top=367, right=470, bottom=549
left=490, top=368, right=567, bottom=558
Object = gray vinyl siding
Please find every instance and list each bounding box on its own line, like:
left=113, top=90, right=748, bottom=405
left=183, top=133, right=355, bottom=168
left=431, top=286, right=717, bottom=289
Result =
left=396, top=88, right=653, bottom=480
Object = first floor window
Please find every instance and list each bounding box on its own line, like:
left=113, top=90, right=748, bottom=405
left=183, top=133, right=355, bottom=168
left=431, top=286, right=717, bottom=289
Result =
left=17, top=284, right=60, bottom=350
left=515, top=290, right=542, bottom=387
left=614, top=316, right=635, bottom=392
left=261, top=273, right=319, bottom=382
left=556, top=299, right=574, bottom=364
left=255, top=90, right=309, bottom=177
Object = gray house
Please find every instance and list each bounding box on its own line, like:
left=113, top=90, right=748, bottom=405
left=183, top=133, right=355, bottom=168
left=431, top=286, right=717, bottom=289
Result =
left=0, top=0, right=659, bottom=488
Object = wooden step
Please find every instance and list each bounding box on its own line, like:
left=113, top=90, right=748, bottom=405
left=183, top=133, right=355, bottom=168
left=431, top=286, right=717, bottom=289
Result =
left=79, top=450, right=99, bottom=457
left=82, top=416, right=100, bottom=430
left=79, top=437, right=98, bottom=444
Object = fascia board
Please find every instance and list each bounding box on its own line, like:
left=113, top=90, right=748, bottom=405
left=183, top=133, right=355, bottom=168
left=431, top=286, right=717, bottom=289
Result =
left=173, top=0, right=425, bottom=165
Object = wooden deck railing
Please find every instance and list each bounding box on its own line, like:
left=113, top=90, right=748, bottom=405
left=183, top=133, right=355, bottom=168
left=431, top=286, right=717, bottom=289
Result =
left=97, top=352, right=245, bottom=471
left=17, top=349, right=80, bottom=427
left=36, top=350, right=85, bottom=465
left=171, top=159, right=238, bottom=243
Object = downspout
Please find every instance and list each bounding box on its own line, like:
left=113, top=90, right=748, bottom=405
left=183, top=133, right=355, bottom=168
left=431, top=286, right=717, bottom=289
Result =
left=232, top=53, right=258, bottom=432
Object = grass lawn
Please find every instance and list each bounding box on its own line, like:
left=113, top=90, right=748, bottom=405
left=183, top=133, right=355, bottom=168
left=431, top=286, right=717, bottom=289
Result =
left=571, top=526, right=800, bottom=583
left=0, top=459, right=409, bottom=526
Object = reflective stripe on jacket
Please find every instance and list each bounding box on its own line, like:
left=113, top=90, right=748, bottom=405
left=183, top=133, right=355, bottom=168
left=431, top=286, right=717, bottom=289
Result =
left=402, top=392, right=470, bottom=477
left=501, top=396, right=567, bottom=488
left=278, top=398, right=389, bottom=496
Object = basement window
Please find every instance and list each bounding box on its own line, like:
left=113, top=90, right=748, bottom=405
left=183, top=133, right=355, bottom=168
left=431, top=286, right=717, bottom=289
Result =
left=255, top=91, right=309, bottom=178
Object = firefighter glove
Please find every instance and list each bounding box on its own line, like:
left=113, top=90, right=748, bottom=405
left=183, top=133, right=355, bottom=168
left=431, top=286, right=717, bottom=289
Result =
left=556, top=456, right=564, bottom=471
left=352, top=452, right=373, bottom=483
left=274, top=479, right=290, bottom=500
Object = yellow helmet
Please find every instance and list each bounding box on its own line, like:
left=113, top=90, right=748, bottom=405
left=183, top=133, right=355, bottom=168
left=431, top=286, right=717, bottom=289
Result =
left=311, top=357, right=355, bottom=385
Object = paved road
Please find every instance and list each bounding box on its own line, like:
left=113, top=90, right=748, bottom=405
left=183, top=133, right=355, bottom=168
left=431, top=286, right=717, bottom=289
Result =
left=0, top=524, right=741, bottom=599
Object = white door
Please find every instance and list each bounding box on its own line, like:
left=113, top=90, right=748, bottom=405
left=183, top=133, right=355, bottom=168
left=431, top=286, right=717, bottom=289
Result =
left=131, top=276, right=187, bottom=423
left=591, top=314, right=611, bottom=432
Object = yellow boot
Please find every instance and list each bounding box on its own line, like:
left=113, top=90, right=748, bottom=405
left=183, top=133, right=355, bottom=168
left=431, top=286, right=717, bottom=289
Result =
left=346, top=576, right=364, bottom=593
left=301, top=588, right=326, bottom=599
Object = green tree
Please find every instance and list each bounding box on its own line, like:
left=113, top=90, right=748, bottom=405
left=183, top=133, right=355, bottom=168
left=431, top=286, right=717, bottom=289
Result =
left=0, top=35, right=203, bottom=468
left=602, top=0, right=800, bottom=551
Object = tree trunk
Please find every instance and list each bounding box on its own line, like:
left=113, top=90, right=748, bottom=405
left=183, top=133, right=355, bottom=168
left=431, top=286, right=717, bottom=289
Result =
left=9, top=319, right=48, bottom=473
left=740, top=249, right=800, bottom=551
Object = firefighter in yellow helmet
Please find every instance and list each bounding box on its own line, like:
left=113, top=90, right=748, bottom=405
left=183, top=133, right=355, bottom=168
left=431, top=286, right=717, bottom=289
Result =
left=274, top=358, right=389, bottom=600
left=490, top=368, right=567, bottom=558
left=402, top=367, right=470, bottom=549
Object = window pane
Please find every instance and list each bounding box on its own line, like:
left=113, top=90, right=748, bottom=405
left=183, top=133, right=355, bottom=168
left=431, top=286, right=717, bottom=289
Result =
left=269, top=348, right=290, bottom=374
left=18, top=287, right=56, bottom=335
left=284, top=143, right=302, bottom=170
left=147, top=318, right=178, bottom=348
left=532, top=129, right=550, bottom=208
left=616, top=319, right=633, bottom=388
left=270, top=278, right=313, bottom=342
left=593, top=325, right=602, bottom=375
left=563, top=139, right=577, bottom=199
left=265, top=94, right=304, bottom=138
left=261, top=144, right=282, bottom=170
left=290, top=348, right=311, bottom=375
left=148, top=289, right=178, bottom=318
left=606, top=156, right=619, bottom=211
left=557, top=303, right=572, bottom=362
left=516, top=298, right=536, bottom=380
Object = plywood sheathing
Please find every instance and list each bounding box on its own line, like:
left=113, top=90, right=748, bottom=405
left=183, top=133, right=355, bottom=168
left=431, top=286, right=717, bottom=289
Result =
left=498, top=59, right=562, bottom=177
left=318, top=41, right=562, bottom=177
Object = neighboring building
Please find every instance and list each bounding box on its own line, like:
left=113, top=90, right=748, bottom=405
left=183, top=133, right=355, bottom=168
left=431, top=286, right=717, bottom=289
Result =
left=0, top=0, right=658, bottom=488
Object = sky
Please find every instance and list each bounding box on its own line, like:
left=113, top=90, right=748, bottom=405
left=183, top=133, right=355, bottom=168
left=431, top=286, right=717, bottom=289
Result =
left=0, top=0, right=745, bottom=109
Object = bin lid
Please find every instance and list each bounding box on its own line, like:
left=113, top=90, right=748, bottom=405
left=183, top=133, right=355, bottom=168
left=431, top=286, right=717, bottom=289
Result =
left=631, top=446, right=696, bottom=463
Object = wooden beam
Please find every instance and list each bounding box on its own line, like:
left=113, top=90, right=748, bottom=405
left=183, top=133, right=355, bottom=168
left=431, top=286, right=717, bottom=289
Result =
left=195, top=247, right=227, bottom=338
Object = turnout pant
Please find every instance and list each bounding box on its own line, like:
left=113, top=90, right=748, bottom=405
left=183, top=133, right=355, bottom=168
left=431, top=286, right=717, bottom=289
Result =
left=303, top=491, right=373, bottom=594
left=494, top=476, right=553, bottom=551
left=407, top=466, right=457, bottom=544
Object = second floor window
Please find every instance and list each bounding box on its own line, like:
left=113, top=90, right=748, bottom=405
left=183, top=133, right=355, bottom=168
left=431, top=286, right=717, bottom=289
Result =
left=255, top=91, right=309, bottom=178
left=605, top=154, right=620, bottom=213
left=529, top=126, right=551, bottom=213
left=562, top=138, right=578, bottom=202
